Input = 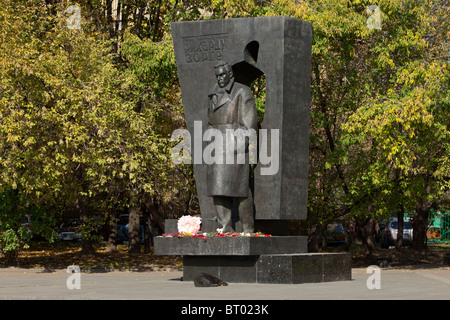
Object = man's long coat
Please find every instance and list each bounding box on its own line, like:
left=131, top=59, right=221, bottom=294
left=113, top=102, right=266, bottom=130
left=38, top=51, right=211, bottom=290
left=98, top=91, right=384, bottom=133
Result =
left=206, top=79, right=258, bottom=197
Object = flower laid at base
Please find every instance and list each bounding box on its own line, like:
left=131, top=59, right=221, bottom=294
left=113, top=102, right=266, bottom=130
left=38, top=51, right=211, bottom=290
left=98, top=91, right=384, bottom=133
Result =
left=161, top=231, right=272, bottom=239
left=177, top=215, right=201, bottom=234
left=159, top=215, right=272, bottom=240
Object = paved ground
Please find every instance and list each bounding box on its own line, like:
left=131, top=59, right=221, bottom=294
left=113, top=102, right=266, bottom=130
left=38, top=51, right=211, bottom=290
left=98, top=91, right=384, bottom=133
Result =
left=0, top=266, right=449, bottom=300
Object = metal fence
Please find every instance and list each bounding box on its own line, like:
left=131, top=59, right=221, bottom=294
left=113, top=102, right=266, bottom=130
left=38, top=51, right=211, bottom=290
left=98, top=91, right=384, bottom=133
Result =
left=427, top=211, right=450, bottom=243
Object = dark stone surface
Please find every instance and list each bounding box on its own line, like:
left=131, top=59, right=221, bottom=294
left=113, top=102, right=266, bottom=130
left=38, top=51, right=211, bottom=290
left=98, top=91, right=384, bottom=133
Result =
left=254, top=220, right=289, bottom=236
left=256, top=254, right=294, bottom=283
left=182, top=253, right=351, bottom=283
left=202, top=219, right=220, bottom=233
left=164, top=219, right=178, bottom=234
left=184, top=256, right=260, bottom=283
left=171, top=16, right=312, bottom=221
left=154, top=236, right=307, bottom=256
left=290, top=254, right=324, bottom=283
left=321, top=253, right=352, bottom=282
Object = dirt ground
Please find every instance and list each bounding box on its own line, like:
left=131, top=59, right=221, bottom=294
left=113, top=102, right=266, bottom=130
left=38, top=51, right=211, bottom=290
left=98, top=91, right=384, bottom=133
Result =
left=0, top=241, right=182, bottom=272
left=1, top=241, right=449, bottom=271
left=344, top=243, right=450, bottom=268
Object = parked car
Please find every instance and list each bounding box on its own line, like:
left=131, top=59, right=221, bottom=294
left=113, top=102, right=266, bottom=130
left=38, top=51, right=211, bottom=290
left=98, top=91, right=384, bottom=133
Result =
left=327, top=224, right=347, bottom=244
left=117, top=215, right=148, bottom=244
left=57, top=220, right=82, bottom=241
left=379, top=218, right=413, bottom=248
left=20, top=215, right=34, bottom=239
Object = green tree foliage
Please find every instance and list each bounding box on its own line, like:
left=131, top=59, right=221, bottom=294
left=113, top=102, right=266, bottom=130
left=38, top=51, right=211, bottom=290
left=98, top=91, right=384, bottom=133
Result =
left=0, top=188, right=57, bottom=263
left=268, top=0, right=449, bottom=250
left=0, top=0, right=448, bottom=259
left=340, top=0, right=449, bottom=249
left=0, top=0, right=196, bottom=257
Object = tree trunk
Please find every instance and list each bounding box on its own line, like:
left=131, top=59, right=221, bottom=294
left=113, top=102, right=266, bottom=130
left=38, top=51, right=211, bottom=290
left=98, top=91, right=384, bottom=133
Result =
left=77, top=198, right=96, bottom=255
left=343, top=220, right=355, bottom=251
left=106, top=0, right=115, bottom=38
left=148, top=201, right=164, bottom=236
left=413, top=203, right=430, bottom=250
left=128, top=205, right=141, bottom=254
left=142, top=205, right=152, bottom=253
left=395, top=209, right=404, bottom=251
left=104, top=211, right=118, bottom=253
left=81, top=238, right=96, bottom=255
left=321, top=223, right=328, bottom=250
left=308, top=224, right=323, bottom=252
left=134, top=1, right=146, bottom=36
left=152, top=0, right=163, bottom=41
left=357, top=218, right=377, bottom=255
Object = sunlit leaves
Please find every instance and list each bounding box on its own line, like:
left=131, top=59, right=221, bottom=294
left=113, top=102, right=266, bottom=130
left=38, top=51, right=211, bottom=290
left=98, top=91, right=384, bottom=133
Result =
left=0, top=0, right=190, bottom=254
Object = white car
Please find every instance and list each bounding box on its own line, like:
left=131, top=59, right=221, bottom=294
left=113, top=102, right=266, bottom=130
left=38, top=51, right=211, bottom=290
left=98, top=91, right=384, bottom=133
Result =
left=57, top=221, right=82, bottom=241
left=380, top=217, right=413, bottom=248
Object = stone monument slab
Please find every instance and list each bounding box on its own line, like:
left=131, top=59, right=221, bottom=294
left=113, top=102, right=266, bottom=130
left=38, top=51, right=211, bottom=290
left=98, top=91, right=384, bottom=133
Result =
left=154, top=236, right=307, bottom=255
left=155, top=16, right=351, bottom=285
left=171, top=16, right=312, bottom=221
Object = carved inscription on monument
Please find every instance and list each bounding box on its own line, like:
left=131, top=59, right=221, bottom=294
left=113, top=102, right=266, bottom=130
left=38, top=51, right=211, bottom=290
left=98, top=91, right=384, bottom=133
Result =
left=183, top=33, right=228, bottom=63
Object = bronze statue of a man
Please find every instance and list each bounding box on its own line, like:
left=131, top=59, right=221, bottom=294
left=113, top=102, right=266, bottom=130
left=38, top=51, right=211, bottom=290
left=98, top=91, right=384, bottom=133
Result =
left=206, top=61, right=258, bottom=233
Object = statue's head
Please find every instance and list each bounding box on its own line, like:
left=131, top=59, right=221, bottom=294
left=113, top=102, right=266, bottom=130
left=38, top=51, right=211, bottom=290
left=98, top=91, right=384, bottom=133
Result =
left=214, top=61, right=233, bottom=88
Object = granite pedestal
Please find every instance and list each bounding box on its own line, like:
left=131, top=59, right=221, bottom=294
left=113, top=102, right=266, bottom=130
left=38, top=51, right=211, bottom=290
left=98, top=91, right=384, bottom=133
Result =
left=154, top=236, right=351, bottom=284
left=154, top=236, right=307, bottom=256
left=183, top=253, right=351, bottom=284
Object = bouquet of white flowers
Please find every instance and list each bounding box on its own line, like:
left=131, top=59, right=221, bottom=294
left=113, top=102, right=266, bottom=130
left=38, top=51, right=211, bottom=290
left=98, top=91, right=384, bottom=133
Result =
left=177, top=215, right=202, bottom=235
